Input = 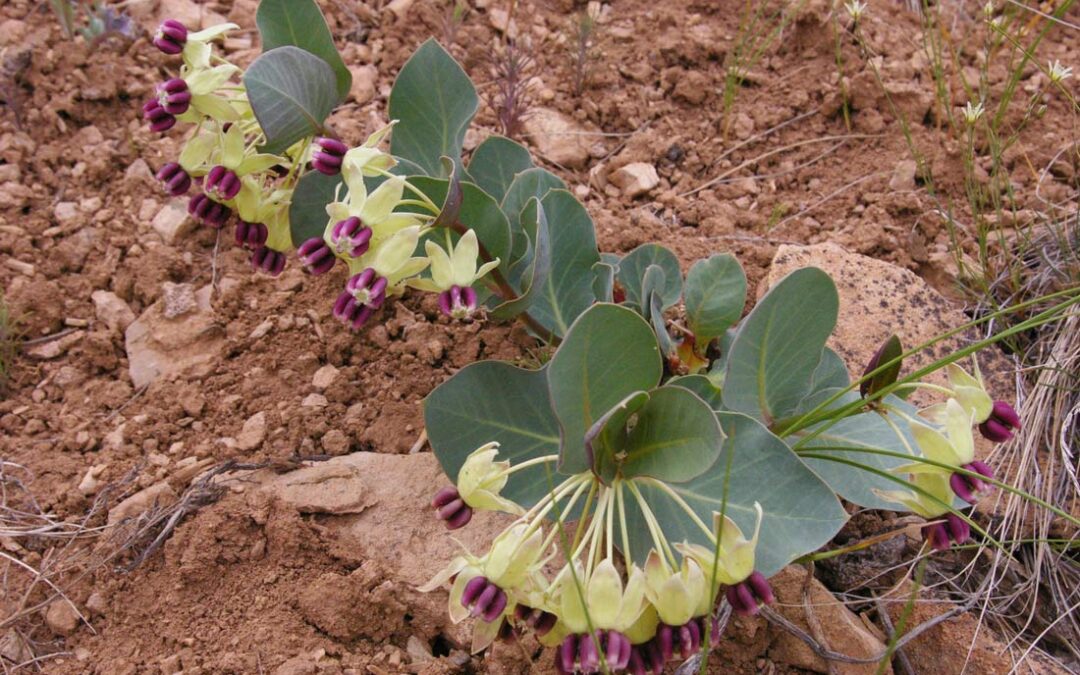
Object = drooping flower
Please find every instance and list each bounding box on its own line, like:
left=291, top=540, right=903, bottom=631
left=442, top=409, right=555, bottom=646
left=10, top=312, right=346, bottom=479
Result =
left=188, top=192, right=230, bottom=228
left=153, top=19, right=187, bottom=55
left=252, top=246, right=287, bottom=276
left=311, top=137, right=349, bottom=176
left=979, top=400, right=1021, bottom=443
left=877, top=471, right=972, bottom=551
left=410, top=230, right=499, bottom=319
left=339, top=122, right=398, bottom=178
left=922, top=363, right=993, bottom=425
left=907, top=399, right=995, bottom=503
left=234, top=221, right=268, bottom=249
left=297, top=237, right=336, bottom=276
left=456, top=442, right=525, bottom=515
left=155, top=162, right=191, bottom=196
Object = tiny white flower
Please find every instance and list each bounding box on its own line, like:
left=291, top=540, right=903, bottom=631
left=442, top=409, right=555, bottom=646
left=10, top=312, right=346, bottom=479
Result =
left=962, top=100, right=985, bottom=126
left=1048, top=60, right=1073, bottom=84
left=982, top=1, right=994, bottom=18
left=844, top=0, right=867, bottom=21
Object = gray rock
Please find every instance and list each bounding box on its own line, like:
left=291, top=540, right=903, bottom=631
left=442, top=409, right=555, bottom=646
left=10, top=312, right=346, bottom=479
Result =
left=124, top=284, right=225, bottom=388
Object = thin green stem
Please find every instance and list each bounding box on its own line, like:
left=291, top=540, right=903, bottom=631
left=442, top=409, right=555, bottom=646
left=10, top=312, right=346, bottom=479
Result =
left=637, top=478, right=715, bottom=542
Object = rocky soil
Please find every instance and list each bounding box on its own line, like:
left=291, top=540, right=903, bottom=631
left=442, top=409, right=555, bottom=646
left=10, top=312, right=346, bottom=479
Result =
left=0, top=0, right=1077, bottom=672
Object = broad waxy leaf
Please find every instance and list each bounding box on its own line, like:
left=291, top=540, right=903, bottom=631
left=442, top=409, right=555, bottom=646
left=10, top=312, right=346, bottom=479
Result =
left=792, top=399, right=920, bottom=510
left=616, top=244, right=682, bottom=311
left=289, top=170, right=341, bottom=245
left=592, top=262, right=615, bottom=303
left=642, top=266, right=675, bottom=357
left=548, top=304, right=662, bottom=474
left=623, top=412, right=847, bottom=576
left=502, top=168, right=567, bottom=263
left=588, top=391, right=650, bottom=485
left=256, top=0, right=351, bottom=102
left=389, top=40, right=478, bottom=176
left=491, top=198, right=551, bottom=320
left=424, top=361, right=561, bottom=508
left=684, top=254, right=746, bottom=344
left=468, top=135, right=535, bottom=203
left=245, top=46, right=338, bottom=154
left=526, top=190, right=602, bottom=336
left=668, top=375, right=724, bottom=409
left=722, top=267, right=839, bottom=426
left=621, top=386, right=724, bottom=483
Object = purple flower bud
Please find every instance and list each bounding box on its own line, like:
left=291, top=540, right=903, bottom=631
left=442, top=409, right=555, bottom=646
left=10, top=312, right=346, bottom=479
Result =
left=979, top=400, right=1021, bottom=442
left=312, top=137, right=349, bottom=176
left=726, top=573, right=773, bottom=617
left=514, top=604, right=557, bottom=637
left=234, top=221, right=268, bottom=249
left=332, top=291, right=376, bottom=331
left=461, top=575, right=488, bottom=608
left=188, top=192, right=230, bottom=228
left=605, top=631, right=631, bottom=670
left=747, top=571, right=775, bottom=606
left=921, top=513, right=971, bottom=551
left=155, top=162, right=191, bottom=196
left=431, top=486, right=472, bottom=530
left=655, top=624, right=674, bottom=662
left=950, top=461, right=994, bottom=504
left=153, top=19, right=187, bottom=55
left=142, top=99, right=176, bottom=133
left=627, top=646, right=647, bottom=675
left=678, top=619, right=700, bottom=659
left=330, top=217, right=373, bottom=257
left=251, top=247, right=286, bottom=277
left=158, top=78, right=191, bottom=115
left=297, top=237, right=336, bottom=276
left=557, top=635, right=578, bottom=675
left=578, top=634, right=600, bottom=673
left=465, top=579, right=506, bottom=622
left=438, top=285, right=480, bottom=320
left=205, top=165, right=241, bottom=201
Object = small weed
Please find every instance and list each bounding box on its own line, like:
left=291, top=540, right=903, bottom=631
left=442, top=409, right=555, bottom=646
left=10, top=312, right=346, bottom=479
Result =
left=439, top=0, right=469, bottom=46
left=0, top=293, right=23, bottom=393
left=48, top=0, right=135, bottom=46
left=484, top=38, right=536, bottom=140
left=570, top=2, right=603, bottom=97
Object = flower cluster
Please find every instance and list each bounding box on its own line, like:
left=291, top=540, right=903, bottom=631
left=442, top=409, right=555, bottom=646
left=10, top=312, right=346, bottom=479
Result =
left=880, top=359, right=1021, bottom=551
left=143, top=21, right=500, bottom=329
left=422, top=444, right=772, bottom=674
left=293, top=127, right=500, bottom=330
left=145, top=19, right=300, bottom=275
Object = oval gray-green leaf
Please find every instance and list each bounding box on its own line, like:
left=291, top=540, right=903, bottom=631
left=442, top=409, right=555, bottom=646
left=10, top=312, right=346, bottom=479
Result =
left=792, top=399, right=921, bottom=510
left=548, top=304, right=662, bottom=474
left=616, top=244, right=682, bottom=310
left=245, top=46, right=338, bottom=155
left=389, top=39, right=478, bottom=176
left=622, top=412, right=847, bottom=576
left=588, top=390, right=650, bottom=485
left=684, top=254, right=746, bottom=344
left=722, top=267, right=838, bottom=426
left=502, top=168, right=566, bottom=263
left=668, top=375, right=724, bottom=409
left=621, top=386, right=724, bottom=483
left=256, top=0, right=351, bottom=102
left=490, top=198, right=550, bottom=320
left=289, top=170, right=340, bottom=246
left=468, top=135, right=535, bottom=203
left=527, top=190, right=602, bottom=336
left=424, top=360, right=561, bottom=508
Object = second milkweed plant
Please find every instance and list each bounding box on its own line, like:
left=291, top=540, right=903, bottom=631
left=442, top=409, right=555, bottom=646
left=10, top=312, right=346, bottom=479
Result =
left=136, top=2, right=1062, bottom=673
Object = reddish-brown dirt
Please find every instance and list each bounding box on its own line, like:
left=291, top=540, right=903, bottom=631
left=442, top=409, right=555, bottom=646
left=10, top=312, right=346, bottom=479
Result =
left=1, top=0, right=1077, bottom=672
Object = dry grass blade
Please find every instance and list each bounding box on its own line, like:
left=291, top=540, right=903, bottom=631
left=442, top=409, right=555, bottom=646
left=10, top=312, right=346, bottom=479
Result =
left=959, top=217, right=1080, bottom=666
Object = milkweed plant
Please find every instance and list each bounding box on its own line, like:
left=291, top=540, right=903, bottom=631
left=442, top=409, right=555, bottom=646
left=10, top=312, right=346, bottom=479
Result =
left=139, top=2, right=1073, bottom=673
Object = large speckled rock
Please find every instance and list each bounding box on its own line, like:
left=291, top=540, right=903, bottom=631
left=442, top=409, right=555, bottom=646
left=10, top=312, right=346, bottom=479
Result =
left=766, top=243, right=1010, bottom=406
